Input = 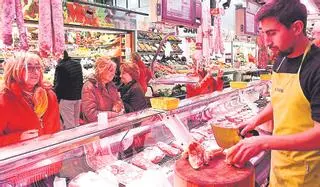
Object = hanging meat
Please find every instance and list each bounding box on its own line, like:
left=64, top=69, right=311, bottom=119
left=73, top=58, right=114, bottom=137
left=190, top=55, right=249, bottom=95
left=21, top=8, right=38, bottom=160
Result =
left=15, top=0, right=29, bottom=51
left=257, top=34, right=268, bottom=68
left=2, top=0, right=29, bottom=50
left=39, top=0, right=65, bottom=58
left=213, top=8, right=225, bottom=55
left=51, top=0, right=65, bottom=58
left=39, top=0, right=53, bottom=58
left=2, top=0, right=15, bottom=46
left=0, top=0, right=3, bottom=41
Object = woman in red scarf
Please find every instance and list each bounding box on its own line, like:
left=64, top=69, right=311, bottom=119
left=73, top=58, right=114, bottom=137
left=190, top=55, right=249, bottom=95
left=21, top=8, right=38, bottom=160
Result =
left=0, top=52, right=60, bottom=146
left=0, top=52, right=61, bottom=186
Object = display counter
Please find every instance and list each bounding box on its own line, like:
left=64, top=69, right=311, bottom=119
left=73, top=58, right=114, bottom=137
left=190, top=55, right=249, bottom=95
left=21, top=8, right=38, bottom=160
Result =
left=0, top=81, right=271, bottom=186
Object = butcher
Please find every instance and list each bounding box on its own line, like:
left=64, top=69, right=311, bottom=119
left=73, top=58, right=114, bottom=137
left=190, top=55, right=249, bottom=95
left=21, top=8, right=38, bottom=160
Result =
left=226, top=0, right=320, bottom=186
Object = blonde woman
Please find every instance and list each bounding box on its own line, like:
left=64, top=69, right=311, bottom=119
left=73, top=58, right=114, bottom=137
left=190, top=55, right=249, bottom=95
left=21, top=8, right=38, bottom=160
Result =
left=0, top=52, right=61, bottom=186
left=119, top=63, right=147, bottom=113
left=0, top=52, right=60, bottom=147
left=81, top=56, right=124, bottom=123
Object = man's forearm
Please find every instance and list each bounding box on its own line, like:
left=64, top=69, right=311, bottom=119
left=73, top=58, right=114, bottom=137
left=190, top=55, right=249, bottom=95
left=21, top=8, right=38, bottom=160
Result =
left=264, top=121, right=320, bottom=151
left=254, top=103, right=273, bottom=127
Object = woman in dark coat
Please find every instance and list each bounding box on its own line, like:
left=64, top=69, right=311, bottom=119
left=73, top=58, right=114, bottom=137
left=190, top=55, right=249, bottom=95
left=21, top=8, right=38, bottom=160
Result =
left=119, top=63, right=147, bottom=113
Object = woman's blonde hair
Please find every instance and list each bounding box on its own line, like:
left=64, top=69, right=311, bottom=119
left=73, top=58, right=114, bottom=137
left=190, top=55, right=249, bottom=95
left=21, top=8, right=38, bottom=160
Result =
left=131, top=52, right=142, bottom=63
left=120, top=62, right=140, bottom=81
left=95, top=56, right=116, bottom=81
left=3, top=52, right=44, bottom=90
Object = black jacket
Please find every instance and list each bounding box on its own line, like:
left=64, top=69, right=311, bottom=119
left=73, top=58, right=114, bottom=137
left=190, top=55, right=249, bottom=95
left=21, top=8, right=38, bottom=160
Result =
left=54, top=58, right=83, bottom=100
left=119, top=80, right=148, bottom=113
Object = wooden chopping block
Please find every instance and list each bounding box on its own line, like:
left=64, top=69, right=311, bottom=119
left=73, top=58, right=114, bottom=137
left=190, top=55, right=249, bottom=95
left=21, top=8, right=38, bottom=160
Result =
left=174, top=155, right=255, bottom=187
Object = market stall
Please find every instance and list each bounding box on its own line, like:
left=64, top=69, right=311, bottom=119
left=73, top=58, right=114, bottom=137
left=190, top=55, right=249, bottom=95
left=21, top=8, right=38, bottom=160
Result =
left=0, top=80, right=271, bottom=186
left=0, top=1, right=142, bottom=66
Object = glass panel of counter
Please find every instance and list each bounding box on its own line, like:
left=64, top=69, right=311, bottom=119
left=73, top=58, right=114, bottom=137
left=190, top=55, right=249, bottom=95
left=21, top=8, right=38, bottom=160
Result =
left=0, top=80, right=271, bottom=186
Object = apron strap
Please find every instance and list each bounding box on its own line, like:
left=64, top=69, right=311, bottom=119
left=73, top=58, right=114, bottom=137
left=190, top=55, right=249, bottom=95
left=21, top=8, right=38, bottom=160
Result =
left=298, top=42, right=312, bottom=74
left=276, top=42, right=312, bottom=74
left=276, top=57, right=286, bottom=73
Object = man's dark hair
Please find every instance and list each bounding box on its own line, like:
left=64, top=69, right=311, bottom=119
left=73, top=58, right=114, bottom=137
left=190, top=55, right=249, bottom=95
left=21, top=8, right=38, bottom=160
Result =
left=256, top=0, right=307, bottom=34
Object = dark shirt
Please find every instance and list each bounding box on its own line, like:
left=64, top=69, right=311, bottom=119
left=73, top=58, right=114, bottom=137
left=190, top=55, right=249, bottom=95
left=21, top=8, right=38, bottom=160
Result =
left=273, top=44, right=320, bottom=122
left=54, top=58, right=84, bottom=100
left=119, top=80, right=148, bottom=113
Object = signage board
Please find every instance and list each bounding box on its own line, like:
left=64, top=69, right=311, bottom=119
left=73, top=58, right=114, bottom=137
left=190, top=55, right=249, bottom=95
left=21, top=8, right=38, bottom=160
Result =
left=22, top=1, right=137, bottom=30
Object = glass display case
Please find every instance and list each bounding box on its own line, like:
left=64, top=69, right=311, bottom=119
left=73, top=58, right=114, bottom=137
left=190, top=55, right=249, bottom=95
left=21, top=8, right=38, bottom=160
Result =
left=0, top=81, right=271, bottom=187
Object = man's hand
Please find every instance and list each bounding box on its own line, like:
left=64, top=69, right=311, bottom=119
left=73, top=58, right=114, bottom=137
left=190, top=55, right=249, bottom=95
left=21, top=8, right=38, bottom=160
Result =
left=225, top=136, right=268, bottom=167
left=239, top=117, right=258, bottom=136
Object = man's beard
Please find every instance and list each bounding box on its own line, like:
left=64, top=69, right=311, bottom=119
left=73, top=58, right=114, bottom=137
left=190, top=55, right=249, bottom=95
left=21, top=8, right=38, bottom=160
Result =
left=279, top=47, right=294, bottom=57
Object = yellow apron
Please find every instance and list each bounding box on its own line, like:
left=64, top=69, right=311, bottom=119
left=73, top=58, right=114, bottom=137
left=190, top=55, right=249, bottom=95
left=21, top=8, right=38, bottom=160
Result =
left=270, top=44, right=320, bottom=186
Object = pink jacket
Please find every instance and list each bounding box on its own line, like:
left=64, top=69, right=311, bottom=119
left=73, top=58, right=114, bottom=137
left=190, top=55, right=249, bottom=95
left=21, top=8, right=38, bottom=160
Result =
left=81, top=77, right=122, bottom=123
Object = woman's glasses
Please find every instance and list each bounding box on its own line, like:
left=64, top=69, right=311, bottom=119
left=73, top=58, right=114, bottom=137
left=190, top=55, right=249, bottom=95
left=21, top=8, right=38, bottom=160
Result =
left=26, top=65, right=42, bottom=72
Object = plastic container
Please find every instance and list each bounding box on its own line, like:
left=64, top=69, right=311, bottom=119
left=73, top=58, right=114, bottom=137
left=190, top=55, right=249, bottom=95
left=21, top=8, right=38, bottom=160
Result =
left=150, top=97, right=180, bottom=110
left=230, top=81, right=248, bottom=89
left=260, top=74, right=272, bottom=81
left=176, top=69, right=191, bottom=74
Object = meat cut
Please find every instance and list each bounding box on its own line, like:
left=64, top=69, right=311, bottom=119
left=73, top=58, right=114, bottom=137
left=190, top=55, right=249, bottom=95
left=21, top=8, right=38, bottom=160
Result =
left=187, top=141, right=205, bottom=169
left=139, top=146, right=165, bottom=164
left=131, top=156, right=160, bottom=170
left=156, top=141, right=181, bottom=157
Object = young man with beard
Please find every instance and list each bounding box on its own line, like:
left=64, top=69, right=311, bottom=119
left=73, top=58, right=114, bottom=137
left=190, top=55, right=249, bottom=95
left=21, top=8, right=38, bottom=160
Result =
left=226, top=0, right=320, bottom=186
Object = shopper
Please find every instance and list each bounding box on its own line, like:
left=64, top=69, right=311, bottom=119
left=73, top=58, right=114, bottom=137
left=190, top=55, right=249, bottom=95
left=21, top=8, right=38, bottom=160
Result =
left=131, top=52, right=152, bottom=94
left=54, top=51, right=83, bottom=129
left=0, top=52, right=60, bottom=146
left=186, top=65, right=224, bottom=98
left=226, top=0, right=320, bottom=186
left=81, top=56, right=124, bottom=123
left=0, top=53, right=61, bottom=187
left=111, top=56, right=121, bottom=87
left=119, top=63, right=148, bottom=113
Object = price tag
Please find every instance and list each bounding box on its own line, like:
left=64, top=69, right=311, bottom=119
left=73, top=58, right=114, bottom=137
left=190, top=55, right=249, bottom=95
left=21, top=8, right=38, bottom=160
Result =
left=164, top=42, right=172, bottom=57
